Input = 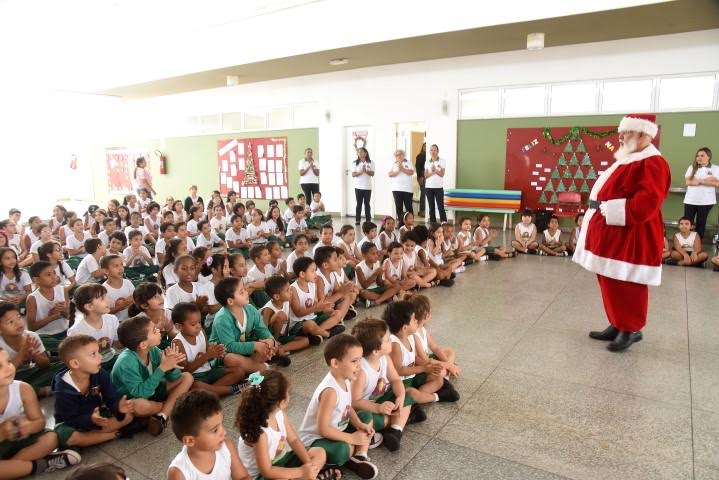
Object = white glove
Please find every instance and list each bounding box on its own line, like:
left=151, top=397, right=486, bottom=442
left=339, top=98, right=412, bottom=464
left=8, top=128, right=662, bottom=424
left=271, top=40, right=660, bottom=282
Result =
left=599, top=202, right=607, bottom=217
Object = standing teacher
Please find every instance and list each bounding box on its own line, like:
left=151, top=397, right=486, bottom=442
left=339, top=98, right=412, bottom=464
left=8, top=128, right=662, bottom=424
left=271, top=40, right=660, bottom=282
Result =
left=298, top=147, right=320, bottom=201
left=425, top=144, right=447, bottom=223
left=352, top=147, right=374, bottom=225
left=683, top=147, right=717, bottom=240
left=573, top=113, right=670, bottom=352
left=133, top=156, right=156, bottom=199
left=416, top=143, right=427, bottom=217
left=389, top=149, right=415, bottom=221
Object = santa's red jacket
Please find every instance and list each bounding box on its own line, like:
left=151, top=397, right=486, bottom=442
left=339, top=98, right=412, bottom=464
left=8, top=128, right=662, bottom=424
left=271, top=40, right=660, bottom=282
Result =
left=573, top=144, right=671, bottom=286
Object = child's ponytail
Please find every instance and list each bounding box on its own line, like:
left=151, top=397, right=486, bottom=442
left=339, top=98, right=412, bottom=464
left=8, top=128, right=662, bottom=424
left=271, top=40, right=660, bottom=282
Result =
left=159, top=238, right=183, bottom=288
left=200, top=253, right=226, bottom=278
left=236, top=370, right=289, bottom=444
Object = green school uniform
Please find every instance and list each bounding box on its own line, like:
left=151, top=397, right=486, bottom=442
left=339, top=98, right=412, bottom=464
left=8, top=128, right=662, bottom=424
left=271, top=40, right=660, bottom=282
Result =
left=208, top=304, right=274, bottom=356
left=110, top=347, right=182, bottom=400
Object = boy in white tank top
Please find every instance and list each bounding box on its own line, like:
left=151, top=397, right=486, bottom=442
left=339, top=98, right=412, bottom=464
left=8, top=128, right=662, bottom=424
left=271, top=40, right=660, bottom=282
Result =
left=511, top=209, right=539, bottom=254
left=315, top=246, right=356, bottom=323
left=298, top=335, right=379, bottom=479
left=261, top=276, right=310, bottom=354
left=669, top=216, right=708, bottom=266
left=539, top=216, right=568, bottom=257
left=168, top=390, right=248, bottom=480
left=355, top=243, right=400, bottom=309
left=351, top=318, right=414, bottom=453
left=26, top=261, right=71, bottom=353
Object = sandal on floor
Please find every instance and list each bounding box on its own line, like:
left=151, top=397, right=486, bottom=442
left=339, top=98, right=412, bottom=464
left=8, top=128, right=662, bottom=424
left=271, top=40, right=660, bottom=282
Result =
left=317, top=467, right=342, bottom=480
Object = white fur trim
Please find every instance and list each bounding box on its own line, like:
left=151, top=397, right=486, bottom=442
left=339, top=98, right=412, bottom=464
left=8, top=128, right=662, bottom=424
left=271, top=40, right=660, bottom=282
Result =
left=619, top=117, right=658, bottom=138
left=573, top=246, right=662, bottom=286
left=588, top=144, right=661, bottom=201
left=604, top=198, right=626, bottom=226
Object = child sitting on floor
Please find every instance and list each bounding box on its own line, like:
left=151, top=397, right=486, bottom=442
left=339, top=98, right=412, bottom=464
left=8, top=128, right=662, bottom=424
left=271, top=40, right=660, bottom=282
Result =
left=456, top=218, right=488, bottom=262
left=171, top=302, right=247, bottom=396
left=382, top=242, right=417, bottom=292
left=398, top=212, right=414, bottom=237
left=76, top=238, right=107, bottom=285
left=237, top=370, right=331, bottom=480
left=195, top=220, right=227, bottom=252
left=565, top=213, right=584, bottom=255
left=52, top=335, right=135, bottom=449
left=286, top=206, right=316, bottom=245
left=164, top=256, right=209, bottom=316
left=122, top=231, right=153, bottom=273
left=0, top=247, right=32, bottom=307
left=670, top=216, right=708, bottom=267
left=168, top=390, right=249, bottom=480
left=351, top=318, right=412, bottom=452
left=26, top=261, right=70, bottom=353
left=225, top=214, right=251, bottom=258
left=102, top=254, right=134, bottom=322
left=355, top=243, right=400, bottom=308
left=246, top=245, right=273, bottom=307
left=511, top=209, right=539, bottom=254
left=131, top=282, right=176, bottom=347
left=267, top=241, right=286, bottom=278
left=357, top=221, right=383, bottom=257
left=401, top=233, right=437, bottom=288
left=159, top=238, right=187, bottom=288
left=154, top=222, right=177, bottom=266
left=284, top=234, right=312, bottom=280
left=260, top=275, right=310, bottom=354
left=336, top=225, right=362, bottom=271
left=308, top=192, right=332, bottom=229
left=298, top=335, right=379, bottom=479
left=539, top=216, right=568, bottom=257
left=0, top=347, right=80, bottom=477
left=37, top=241, right=75, bottom=286
left=67, top=284, right=122, bottom=369
left=111, top=314, right=194, bottom=436
left=107, top=231, right=127, bottom=256
left=313, top=224, right=337, bottom=255
left=314, top=246, right=356, bottom=322
left=379, top=216, right=400, bottom=252
left=246, top=209, right=271, bottom=246
left=406, top=294, right=460, bottom=377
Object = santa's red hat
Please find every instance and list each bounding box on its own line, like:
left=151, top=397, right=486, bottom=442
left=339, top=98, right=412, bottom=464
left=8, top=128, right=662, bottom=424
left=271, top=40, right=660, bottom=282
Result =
left=618, top=113, right=658, bottom=138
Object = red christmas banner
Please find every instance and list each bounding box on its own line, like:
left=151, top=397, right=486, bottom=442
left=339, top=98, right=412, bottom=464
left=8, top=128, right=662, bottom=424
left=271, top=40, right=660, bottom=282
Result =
left=217, top=137, right=289, bottom=200
left=105, top=147, right=150, bottom=194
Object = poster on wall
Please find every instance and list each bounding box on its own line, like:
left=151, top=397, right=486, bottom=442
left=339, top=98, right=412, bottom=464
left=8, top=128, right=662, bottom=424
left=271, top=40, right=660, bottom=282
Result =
left=105, top=147, right=151, bottom=194
left=216, top=137, right=289, bottom=200
left=504, top=126, right=660, bottom=211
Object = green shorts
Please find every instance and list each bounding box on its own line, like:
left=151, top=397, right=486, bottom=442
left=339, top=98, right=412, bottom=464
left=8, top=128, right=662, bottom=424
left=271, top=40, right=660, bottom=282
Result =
left=193, top=366, right=226, bottom=384
left=39, top=331, right=67, bottom=354
left=229, top=247, right=250, bottom=259
left=54, top=423, right=79, bottom=449
left=305, top=410, right=373, bottom=465
left=0, top=430, right=51, bottom=459
left=402, top=372, right=428, bottom=390
left=279, top=321, right=305, bottom=344
left=15, top=362, right=64, bottom=393
left=367, top=286, right=386, bottom=294
left=484, top=245, right=496, bottom=254
left=250, top=290, right=271, bottom=309
left=258, top=451, right=302, bottom=478
left=363, top=388, right=415, bottom=430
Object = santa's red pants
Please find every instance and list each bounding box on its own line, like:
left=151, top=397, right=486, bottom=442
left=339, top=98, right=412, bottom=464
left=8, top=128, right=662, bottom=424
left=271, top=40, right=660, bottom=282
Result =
left=597, top=274, right=648, bottom=332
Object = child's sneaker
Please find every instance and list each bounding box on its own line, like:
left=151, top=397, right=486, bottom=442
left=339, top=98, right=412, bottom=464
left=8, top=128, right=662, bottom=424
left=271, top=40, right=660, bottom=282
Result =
left=308, top=334, right=324, bottom=346
left=118, top=417, right=148, bottom=438
left=528, top=248, right=538, bottom=255
left=463, top=258, right=475, bottom=266
left=437, top=379, right=460, bottom=403
left=147, top=414, right=167, bottom=436
left=381, top=427, right=402, bottom=451
left=561, top=251, right=569, bottom=257
left=44, top=449, right=81, bottom=472
left=269, top=354, right=292, bottom=367
left=538, top=250, right=546, bottom=256
left=713, top=264, right=719, bottom=272
left=369, top=431, right=383, bottom=449
left=438, top=279, right=454, bottom=287
left=344, top=305, right=357, bottom=321
left=365, top=299, right=377, bottom=308
left=407, top=404, right=427, bottom=424
left=455, top=265, right=466, bottom=273
left=230, top=380, right=250, bottom=395
left=328, top=324, right=346, bottom=337
left=344, top=454, right=378, bottom=479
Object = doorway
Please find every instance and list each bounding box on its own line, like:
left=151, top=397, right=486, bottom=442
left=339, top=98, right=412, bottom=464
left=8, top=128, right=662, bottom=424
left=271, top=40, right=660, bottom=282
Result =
left=343, top=125, right=373, bottom=219
left=394, top=122, right=427, bottom=212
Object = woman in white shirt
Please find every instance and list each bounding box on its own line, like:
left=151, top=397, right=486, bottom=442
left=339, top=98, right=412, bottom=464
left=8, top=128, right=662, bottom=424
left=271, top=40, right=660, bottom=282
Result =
left=298, top=147, right=320, bottom=201
left=683, top=147, right=718, bottom=239
left=352, top=147, right=374, bottom=226
left=425, top=144, right=447, bottom=224
left=388, top=149, right=415, bottom=221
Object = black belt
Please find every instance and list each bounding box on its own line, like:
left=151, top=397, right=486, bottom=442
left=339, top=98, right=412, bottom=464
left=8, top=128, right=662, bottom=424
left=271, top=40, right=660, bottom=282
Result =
left=588, top=199, right=601, bottom=210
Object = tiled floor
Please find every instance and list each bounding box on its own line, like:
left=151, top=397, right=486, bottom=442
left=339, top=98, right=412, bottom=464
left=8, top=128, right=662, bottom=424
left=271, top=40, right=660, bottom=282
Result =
left=36, top=230, right=719, bottom=480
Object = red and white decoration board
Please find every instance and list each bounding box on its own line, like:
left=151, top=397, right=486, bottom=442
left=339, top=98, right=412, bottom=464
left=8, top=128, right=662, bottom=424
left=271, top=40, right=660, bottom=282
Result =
left=105, top=147, right=150, bottom=194
left=217, top=137, right=289, bottom=200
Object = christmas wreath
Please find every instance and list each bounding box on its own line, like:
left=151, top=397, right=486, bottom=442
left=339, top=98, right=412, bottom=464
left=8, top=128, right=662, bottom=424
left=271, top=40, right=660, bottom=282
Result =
left=353, top=135, right=367, bottom=151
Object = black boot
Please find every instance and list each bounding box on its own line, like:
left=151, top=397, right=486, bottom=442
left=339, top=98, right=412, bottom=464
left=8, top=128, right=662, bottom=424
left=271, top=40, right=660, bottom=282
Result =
left=606, top=331, right=643, bottom=352
left=588, top=325, right=619, bottom=341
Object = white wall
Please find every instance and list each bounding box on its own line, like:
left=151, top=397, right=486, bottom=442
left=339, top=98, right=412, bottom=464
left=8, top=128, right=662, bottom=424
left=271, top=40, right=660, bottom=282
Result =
left=121, top=29, right=719, bottom=218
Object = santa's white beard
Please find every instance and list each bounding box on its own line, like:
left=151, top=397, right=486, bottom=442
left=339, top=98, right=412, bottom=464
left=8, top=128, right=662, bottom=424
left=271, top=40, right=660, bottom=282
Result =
left=614, top=137, right=638, bottom=162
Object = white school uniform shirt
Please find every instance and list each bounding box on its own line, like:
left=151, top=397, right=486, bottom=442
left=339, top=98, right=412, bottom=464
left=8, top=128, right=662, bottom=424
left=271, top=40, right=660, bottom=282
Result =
left=186, top=219, right=200, bottom=234
left=425, top=241, right=444, bottom=265
left=517, top=223, right=536, bottom=241
left=0, top=271, right=32, bottom=300
left=353, top=161, right=374, bottom=190
left=0, top=331, right=45, bottom=366
left=97, top=230, right=111, bottom=247
left=355, top=260, right=381, bottom=289
left=298, top=158, right=319, bottom=184
left=30, top=238, right=51, bottom=255
left=282, top=208, right=294, bottom=223
left=168, top=443, right=233, bottom=480
left=675, top=231, right=697, bottom=252
left=389, top=160, right=415, bottom=193
left=684, top=164, right=719, bottom=205
left=474, top=226, right=490, bottom=246
left=312, top=239, right=339, bottom=255
left=162, top=264, right=179, bottom=287
left=285, top=250, right=311, bottom=275
left=543, top=229, right=561, bottom=244
left=196, top=231, right=222, bottom=248
left=29, top=285, right=69, bottom=335
left=103, top=279, right=135, bottom=321
left=260, top=300, right=290, bottom=335
left=285, top=218, right=307, bottom=235
left=379, top=230, right=400, bottom=249
left=209, top=216, right=229, bottom=234
left=357, top=235, right=382, bottom=252
left=145, top=215, right=161, bottom=234
left=238, top=410, right=290, bottom=478
left=316, top=269, right=336, bottom=297
left=66, top=232, right=91, bottom=257
left=122, top=246, right=152, bottom=267
left=224, top=228, right=248, bottom=248
left=68, top=313, right=119, bottom=361
left=310, top=200, right=325, bottom=217
left=424, top=157, right=446, bottom=189
left=265, top=219, right=283, bottom=236
left=0, top=381, right=23, bottom=421
left=181, top=236, right=195, bottom=253
left=164, top=283, right=201, bottom=310
left=61, top=225, right=73, bottom=242
left=154, top=238, right=167, bottom=264
left=124, top=225, right=149, bottom=239
left=360, top=356, right=391, bottom=401
left=390, top=333, right=417, bottom=380
left=289, top=281, right=317, bottom=326
left=8, top=234, right=22, bottom=256
left=76, top=255, right=101, bottom=284
left=414, top=326, right=431, bottom=356
left=337, top=239, right=359, bottom=259
left=382, top=258, right=404, bottom=281
left=247, top=265, right=272, bottom=284
left=246, top=222, right=269, bottom=244
left=299, top=372, right=352, bottom=445
left=174, top=330, right=211, bottom=374
left=55, top=262, right=75, bottom=285
left=402, top=250, right=418, bottom=273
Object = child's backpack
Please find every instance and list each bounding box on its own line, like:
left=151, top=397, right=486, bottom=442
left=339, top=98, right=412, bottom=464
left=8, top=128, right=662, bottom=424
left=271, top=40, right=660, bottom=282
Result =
left=534, top=210, right=552, bottom=233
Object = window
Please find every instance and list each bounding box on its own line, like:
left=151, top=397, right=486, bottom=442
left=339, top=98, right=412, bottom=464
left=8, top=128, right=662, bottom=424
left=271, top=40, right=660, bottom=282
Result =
left=460, top=89, right=501, bottom=118
left=550, top=83, right=597, bottom=114
left=293, top=103, right=320, bottom=127
left=200, top=114, right=220, bottom=133
left=243, top=112, right=265, bottom=130
left=658, top=76, right=715, bottom=110
left=221, top=112, right=243, bottom=131
left=503, top=86, right=546, bottom=117
left=601, top=79, right=652, bottom=113
left=268, top=106, right=292, bottom=129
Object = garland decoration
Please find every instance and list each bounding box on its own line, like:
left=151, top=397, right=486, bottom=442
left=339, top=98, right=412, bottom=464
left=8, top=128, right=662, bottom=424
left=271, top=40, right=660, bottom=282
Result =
left=542, top=126, right=617, bottom=145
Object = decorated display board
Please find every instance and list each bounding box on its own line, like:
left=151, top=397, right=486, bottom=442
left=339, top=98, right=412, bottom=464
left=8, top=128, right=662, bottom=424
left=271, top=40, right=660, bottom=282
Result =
left=504, top=126, right=660, bottom=211
left=217, top=137, right=289, bottom=200
left=105, top=147, right=150, bottom=194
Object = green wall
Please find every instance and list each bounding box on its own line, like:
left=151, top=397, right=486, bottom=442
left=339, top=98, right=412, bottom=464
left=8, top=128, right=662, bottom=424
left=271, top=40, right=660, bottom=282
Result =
left=457, top=112, right=719, bottom=227
left=93, top=128, right=318, bottom=212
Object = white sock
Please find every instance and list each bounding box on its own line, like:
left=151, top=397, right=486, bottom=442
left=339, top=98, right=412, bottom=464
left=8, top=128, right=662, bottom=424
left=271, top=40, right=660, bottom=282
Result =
left=390, top=424, right=403, bottom=432
left=434, top=393, right=439, bottom=402
left=158, top=412, right=167, bottom=420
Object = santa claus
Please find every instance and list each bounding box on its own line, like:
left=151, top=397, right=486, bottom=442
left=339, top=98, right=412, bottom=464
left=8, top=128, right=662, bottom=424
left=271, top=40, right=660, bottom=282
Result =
left=573, top=113, right=670, bottom=352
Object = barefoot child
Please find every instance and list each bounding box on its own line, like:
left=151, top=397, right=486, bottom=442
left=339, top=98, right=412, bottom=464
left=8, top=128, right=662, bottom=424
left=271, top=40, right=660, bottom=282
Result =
left=511, top=209, right=539, bottom=254
left=237, top=370, right=331, bottom=480
left=168, top=390, right=250, bottom=480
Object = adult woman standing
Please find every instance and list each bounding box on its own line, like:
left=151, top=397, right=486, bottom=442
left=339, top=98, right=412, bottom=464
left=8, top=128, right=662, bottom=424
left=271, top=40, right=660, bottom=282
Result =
left=416, top=142, right=427, bottom=217
left=425, top=144, right=447, bottom=223
left=683, top=147, right=718, bottom=239
left=388, top=149, right=415, bottom=221
left=298, top=147, right=320, bottom=200
left=133, top=157, right=156, bottom=199
left=184, top=185, right=203, bottom=214
left=352, top=147, right=374, bottom=225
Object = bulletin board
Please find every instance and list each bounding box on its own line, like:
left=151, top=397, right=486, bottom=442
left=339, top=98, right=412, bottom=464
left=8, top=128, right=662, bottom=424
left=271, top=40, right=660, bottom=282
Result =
left=105, top=147, right=150, bottom=194
left=504, top=126, right=660, bottom=210
left=216, top=137, right=289, bottom=200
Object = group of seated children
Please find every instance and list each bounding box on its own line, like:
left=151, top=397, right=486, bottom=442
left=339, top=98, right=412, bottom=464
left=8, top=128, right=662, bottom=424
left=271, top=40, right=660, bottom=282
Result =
left=167, top=294, right=459, bottom=480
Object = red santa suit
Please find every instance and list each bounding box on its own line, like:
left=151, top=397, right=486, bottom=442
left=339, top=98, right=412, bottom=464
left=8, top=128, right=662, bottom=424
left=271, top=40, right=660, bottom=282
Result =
left=573, top=126, right=670, bottom=332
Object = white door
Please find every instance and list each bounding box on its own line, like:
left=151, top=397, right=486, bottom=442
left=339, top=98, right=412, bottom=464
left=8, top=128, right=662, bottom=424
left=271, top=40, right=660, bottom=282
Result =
left=344, top=126, right=373, bottom=219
